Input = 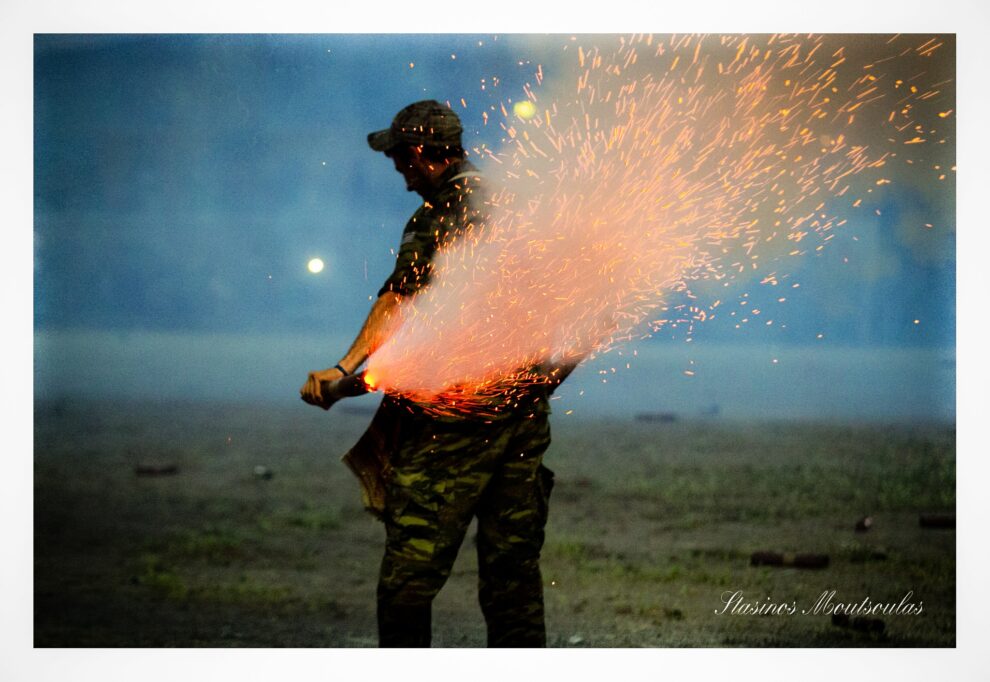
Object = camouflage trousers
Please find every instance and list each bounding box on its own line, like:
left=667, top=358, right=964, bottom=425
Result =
left=377, top=408, right=554, bottom=647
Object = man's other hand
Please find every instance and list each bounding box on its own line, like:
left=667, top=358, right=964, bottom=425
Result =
left=300, top=367, right=346, bottom=410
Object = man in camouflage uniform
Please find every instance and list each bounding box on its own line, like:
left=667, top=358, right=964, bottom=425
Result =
left=300, top=101, right=561, bottom=647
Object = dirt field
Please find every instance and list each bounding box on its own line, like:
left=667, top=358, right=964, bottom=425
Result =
left=34, top=399, right=955, bottom=647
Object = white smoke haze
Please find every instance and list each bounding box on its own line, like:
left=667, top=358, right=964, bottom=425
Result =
left=366, top=34, right=953, bottom=406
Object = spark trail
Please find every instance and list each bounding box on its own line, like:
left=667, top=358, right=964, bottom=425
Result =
left=366, top=34, right=954, bottom=415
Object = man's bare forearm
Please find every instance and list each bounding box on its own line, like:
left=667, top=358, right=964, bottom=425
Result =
left=300, top=292, right=403, bottom=408
left=336, top=292, right=403, bottom=374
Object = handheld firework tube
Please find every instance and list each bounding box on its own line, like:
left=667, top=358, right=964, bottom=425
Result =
left=319, top=371, right=375, bottom=410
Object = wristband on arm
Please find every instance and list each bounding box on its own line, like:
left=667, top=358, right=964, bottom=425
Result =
left=333, top=363, right=350, bottom=377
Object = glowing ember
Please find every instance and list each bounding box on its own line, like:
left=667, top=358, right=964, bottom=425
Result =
left=366, top=34, right=952, bottom=415
left=513, top=100, right=537, bottom=119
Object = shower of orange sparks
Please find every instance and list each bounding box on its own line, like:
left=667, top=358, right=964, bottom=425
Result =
left=366, top=33, right=953, bottom=416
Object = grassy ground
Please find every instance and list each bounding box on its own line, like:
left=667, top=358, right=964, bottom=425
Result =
left=34, top=400, right=955, bottom=647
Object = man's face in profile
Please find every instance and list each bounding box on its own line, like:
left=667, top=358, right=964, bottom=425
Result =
left=387, top=146, right=431, bottom=197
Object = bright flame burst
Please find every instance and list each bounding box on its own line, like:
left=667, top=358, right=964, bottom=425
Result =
left=368, top=34, right=953, bottom=416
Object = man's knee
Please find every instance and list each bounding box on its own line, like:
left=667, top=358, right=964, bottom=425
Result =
left=378, top=539, right=460, bottom=603
left=476, top=462, right=554, bottom=559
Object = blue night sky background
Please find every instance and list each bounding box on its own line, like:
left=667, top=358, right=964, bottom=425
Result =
left=33, top=34, right=956, bottom=420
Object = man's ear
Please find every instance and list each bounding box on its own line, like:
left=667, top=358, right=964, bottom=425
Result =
left=407, top=145, right=426, bottom=165
left=408, top=146, right=435, bottom=173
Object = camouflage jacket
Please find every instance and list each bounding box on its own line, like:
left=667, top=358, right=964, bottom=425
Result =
left=344, top=159, right=485, bottom=518
left=377, top=159, right=487, bottom=299
left=343, top=159, right=552, bottom=518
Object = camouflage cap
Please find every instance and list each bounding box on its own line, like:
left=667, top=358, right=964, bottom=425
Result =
left=367, top=100, right=463, bottom=153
